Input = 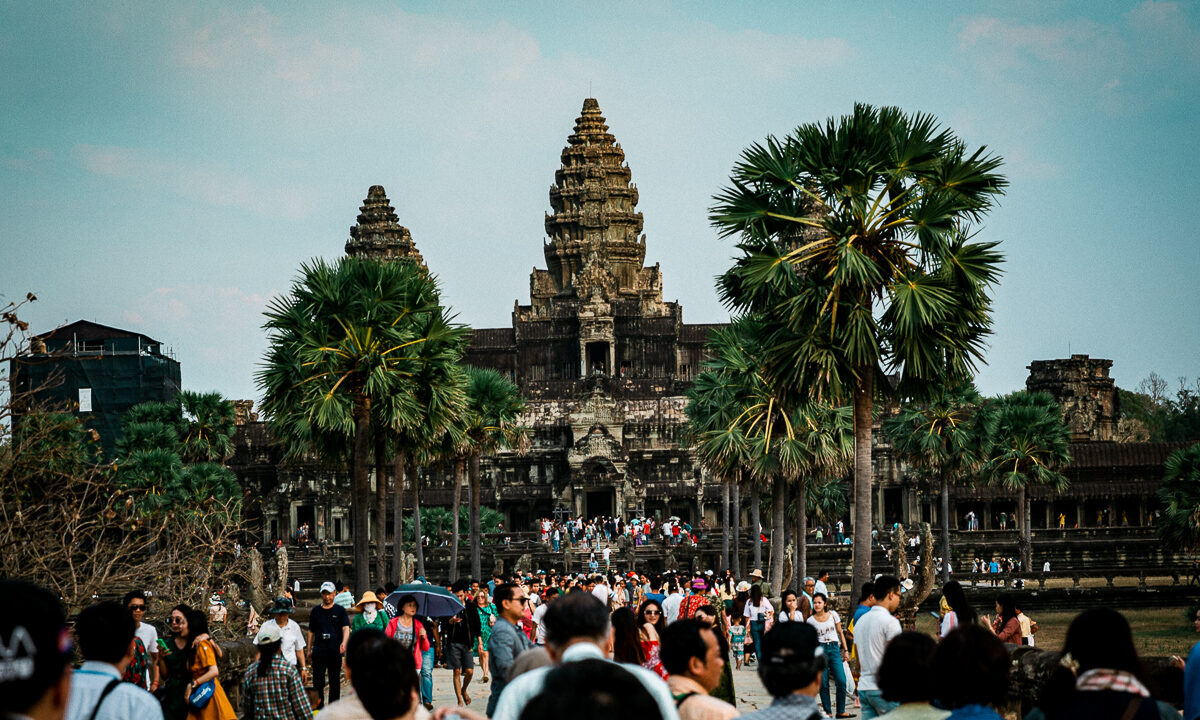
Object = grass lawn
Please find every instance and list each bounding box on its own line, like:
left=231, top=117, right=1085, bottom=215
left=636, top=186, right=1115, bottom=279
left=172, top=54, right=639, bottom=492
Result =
left=911, top=605, right=1199, bottom=658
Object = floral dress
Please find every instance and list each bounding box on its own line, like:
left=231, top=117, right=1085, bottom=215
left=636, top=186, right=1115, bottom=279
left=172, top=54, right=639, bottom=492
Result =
left=122, top=636, right=150, bottom=688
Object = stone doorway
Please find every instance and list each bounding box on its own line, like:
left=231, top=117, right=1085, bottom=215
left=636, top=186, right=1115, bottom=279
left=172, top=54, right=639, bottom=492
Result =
left=585, top=489, right=615, bottom=518
left=586, top=341, right=610, bottom=375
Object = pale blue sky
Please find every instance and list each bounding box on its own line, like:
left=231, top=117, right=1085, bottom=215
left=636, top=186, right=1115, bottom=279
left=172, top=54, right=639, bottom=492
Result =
left=2, top=1, right=1197, bottom=404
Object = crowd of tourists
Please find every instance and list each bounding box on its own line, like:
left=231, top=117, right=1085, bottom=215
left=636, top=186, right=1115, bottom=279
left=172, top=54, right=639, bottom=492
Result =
left=6, top=566, right=1200, bottom=720
left=534, top=516, right=706, bottom=550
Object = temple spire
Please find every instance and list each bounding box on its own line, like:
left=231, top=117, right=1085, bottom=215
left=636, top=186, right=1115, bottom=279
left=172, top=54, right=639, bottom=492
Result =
left=345, top=185, right=427, bottom=270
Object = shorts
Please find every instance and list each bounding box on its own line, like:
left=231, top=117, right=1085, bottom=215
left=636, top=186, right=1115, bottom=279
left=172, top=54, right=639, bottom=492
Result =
left=446, top=642, right=474, bottom=670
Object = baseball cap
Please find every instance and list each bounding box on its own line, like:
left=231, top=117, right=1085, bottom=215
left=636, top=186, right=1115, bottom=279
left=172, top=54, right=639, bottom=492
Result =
left=254, top=625, right=282, bottom=645
left=320, top=581, right=337, bottom=593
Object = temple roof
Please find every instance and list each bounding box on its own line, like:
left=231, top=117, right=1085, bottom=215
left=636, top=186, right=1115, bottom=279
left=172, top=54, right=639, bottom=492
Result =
left=345, top=185, right=427, bottom=269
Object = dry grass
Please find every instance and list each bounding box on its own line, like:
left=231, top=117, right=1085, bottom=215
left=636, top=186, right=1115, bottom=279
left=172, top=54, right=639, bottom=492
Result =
left=912, top=606, right=1199, bottom=658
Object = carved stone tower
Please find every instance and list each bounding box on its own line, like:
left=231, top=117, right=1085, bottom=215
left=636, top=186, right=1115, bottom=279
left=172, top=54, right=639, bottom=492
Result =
left=1026, top=354, right=1119, bottom=442
left=344, top=185, right=426, bottom=270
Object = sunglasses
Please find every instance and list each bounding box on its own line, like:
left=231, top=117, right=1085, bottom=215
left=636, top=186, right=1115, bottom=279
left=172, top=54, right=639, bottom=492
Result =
left=644, top=610, right=661, bottom=615
left=129, top=605, right=146, bottom=611
left=512, top=597, right=529, bottom=604
left=169, top=617, right=185, bottom=624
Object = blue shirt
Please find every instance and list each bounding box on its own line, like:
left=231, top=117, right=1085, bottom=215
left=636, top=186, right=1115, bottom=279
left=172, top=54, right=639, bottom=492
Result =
left=946, top=705, right=1004, bottom=720
left=66, top=661, right=164, bottom=720
left=486, top=618, right=534, bottom=716
left=1185, top=641, right=1200, bottom=720
left=853, top=604, right=871, bottom=624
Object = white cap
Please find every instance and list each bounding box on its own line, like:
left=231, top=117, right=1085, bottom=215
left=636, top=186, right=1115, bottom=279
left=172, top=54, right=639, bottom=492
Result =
left=320, top=581, right=337, bottom=593
left=254, top=625, right=282, bottom=645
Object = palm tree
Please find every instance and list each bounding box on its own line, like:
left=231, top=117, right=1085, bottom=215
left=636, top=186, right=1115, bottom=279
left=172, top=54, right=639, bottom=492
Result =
left=1157, top=443, right=1200, bottom=553
left=883, top=383, right=983, bottom=582
left=177, top=391, right=235, bottom=463
left=978, top=391, right=1071, bottom=570
left=789, top=402, right=853, bottom=585
left=710, top=103, right=1007, bottom=593
left=462, top=367, right=526, bottom=582
left=259, top=256, right=446, bottom=592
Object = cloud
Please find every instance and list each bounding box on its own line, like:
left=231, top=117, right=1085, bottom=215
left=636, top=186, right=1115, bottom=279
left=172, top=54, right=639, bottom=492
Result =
left=1, top=148, right=53, bottom=173
left=74, top=144, right=317, bottom=220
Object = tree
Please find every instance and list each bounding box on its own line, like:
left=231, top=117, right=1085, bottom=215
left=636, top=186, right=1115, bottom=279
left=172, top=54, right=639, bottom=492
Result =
left=259, top=256, right=447, bottom=592
left=1157, top=443, right=1200, bottom=553
left=710, top=103, right=1006, bottom=594
left=178, top=391, right=235, bottom=463
left=883, top=382, right=983, bottom=582
left=462, top=367, right=526, bottom=582
left=978, top=391, right=1071, bottom=570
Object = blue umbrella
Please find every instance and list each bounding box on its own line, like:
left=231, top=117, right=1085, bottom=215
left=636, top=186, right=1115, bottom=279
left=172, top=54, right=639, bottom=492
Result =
left=385, top=584, right=465, bottom=618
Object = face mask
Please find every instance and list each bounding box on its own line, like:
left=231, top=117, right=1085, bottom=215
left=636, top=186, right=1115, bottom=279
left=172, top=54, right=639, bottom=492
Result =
left=363, top=604, right=377, bottom=621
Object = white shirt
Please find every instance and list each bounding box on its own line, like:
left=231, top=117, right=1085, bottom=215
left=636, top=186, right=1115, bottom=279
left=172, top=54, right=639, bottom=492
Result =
left=532, top=602, right=550, bottom=644
left=662, top=591, right=684, bottom=624
left=603, top=547, right=611, bottom=561
left=939, top=610, right=959, bottom=638
left=259, top=617, right=307, bottom=665
left=807, top=611, right=841, bottom=644
left=853, top=605, right=901, bottom=692
left=814, top=580, right=828, bottom=597
left=743, top=599, right=772, bottom=622
left=66, top=661, right=164, bottom=720
left=592, top=584, right=611, bottom=607
left=492, top=642, right=679, bottom=720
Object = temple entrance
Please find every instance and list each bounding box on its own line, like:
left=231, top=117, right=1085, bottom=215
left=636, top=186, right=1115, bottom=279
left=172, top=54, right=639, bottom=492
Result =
left=586, top=341, right=610, bottom=375
left=585, top=489, right=614, bottom=518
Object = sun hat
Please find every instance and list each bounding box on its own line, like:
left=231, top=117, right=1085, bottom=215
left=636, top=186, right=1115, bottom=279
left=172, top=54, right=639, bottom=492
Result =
left=354, top=591, right=384, bottom=611
left=320, top=581, right=337, bottom=593
left=267, top=597, right=295, bottom=615
left=691, top=578, right=708, bottom=590
left=736, top=581, right=751, bottom=592
left=254, top=625, right=282, bottom=645
left=749, top=569, right=764, bottom=579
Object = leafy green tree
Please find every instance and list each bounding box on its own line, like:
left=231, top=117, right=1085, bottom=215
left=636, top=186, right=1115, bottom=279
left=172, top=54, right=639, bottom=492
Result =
left=178, top=391, right=235, bottom=463
left=883, top=382, right=983, bottom=582
left=259, top=256, right=450, bottom=592
left=978, top=391, right=1071, bottom=570
left=710, top=103, right=1006, bottom=593
left=1157, top=443, right=1200, bottom=553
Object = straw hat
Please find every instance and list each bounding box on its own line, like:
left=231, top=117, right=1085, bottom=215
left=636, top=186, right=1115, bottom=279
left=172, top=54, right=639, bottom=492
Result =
left=354, top=591, right=385, bottom=611
left=749, top=569, right=764, bottom=579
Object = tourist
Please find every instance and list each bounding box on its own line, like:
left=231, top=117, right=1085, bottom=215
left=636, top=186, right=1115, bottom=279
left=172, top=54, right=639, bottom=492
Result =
left=853, top=575, right=903, bottom=719
left=123, top=591, right=160, bottom=692
left=748, top=569, right=769, bottom=598
left=66, top=602, right=163, bottom=720
left=492, top=592, right=680, bottom=720
left=473, top=590, right=497, bottom=682
left=516, top=659, right=665, bottom=720
left=638, top=598, right=669, bottom=679
left=0, top=580, right=73, bottom=720
left=661, top=618, right=739, bottom=720
left=178, top=609, right=236, bottom=720
left=612, top=606, right=647, bottom=666
left=158, top=606, right=196, bottom=720
left=592, top=574, right=612, bottom=608
left=319, top=628, right=421, bottom=720
left=384, top=594, right=432, bottom=705
left=663, top=578, right=685, bottom=624
left=253, top=597, right=308, bottom=686
left=930, top=625, right=1009, bottom=720
left=532, top=588, right=554, bottom=646
left=240, top=625, right=311, bottom=720
left=729, top=614, right=747, bottom=670
left=350, top=591, right=388, bottom=634
left=800, top=577, right=816, bottom=617
left=875, top=631, right=947, bottom=720
left=308, top=581, right=351, bottom=707
left=776, top=590, right=804, bottom=623
left=737, top=623, right=823, bottom=720
left=806, top=593, right=850, bottom=718
left=743, top=584, right=773, bottom=665
left=1014, top=599, right=1038, bottom=647
left=679, top=577, right=714, bottom=619
left=814, top=571, right=830, bottom=598
left=938, top=581, right=977, bottom=638
left=692, top=604, right=737, bottom=707
left=982, top=593, right=1021, bottom=644
left=486, top=583, right=534, bottom=717
left=334, top=580, right=355, bottom=610
left=443, top=580, right=479, bottom=706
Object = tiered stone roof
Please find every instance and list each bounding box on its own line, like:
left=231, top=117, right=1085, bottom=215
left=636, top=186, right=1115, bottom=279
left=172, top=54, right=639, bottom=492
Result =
left=345, top=185, right=426, bottom=270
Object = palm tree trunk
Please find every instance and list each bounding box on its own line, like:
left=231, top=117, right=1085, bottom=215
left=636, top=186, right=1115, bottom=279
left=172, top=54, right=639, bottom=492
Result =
left=751, top=481, right=762, bottom=571
left=1021, top=488, right=1033, bottom=571
left=374, top=431, right=388, bottom=586
left=941, top=473, right=951, bottom=584
left=450, top=458, right=465, bottom=584
left=721, top=481, right=730, bottom=572
left=852, top=371, right=874, bottom=600
left=352, top=396, right=372, bottom=594
left=411, top=460, right=425, bottom=580
left=770, top=476, right=786, bottom=597
left=798, top=477, right=808, bottom=589
left=392, top=452, right=405, bottom=585
left=732, top=478, right=742, bottom=576
left=469, top=452, right=482, bottom=581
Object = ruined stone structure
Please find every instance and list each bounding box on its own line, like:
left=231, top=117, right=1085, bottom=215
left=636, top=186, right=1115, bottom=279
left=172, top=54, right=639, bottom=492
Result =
left=463, top=99, right=723, bottom=528
left=344, top=185, right=427, bottom=269
left=1026, top=354, right=1118, bottom=441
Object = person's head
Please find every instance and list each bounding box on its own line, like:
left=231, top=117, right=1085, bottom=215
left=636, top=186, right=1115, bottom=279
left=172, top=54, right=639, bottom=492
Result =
left=394, top=595, right=417, bottom=618
left=340, top=580, right=351, bottom=593
left=475, top=590, right=490, bottom=606
left=252, top=625, right=283, bottom=678
left=0, top=580, right=72, bottom=719
left=803, top=577, right=816, bottom=595
left=931, top=625, right=1010, bottom=710
left=858, top=582, right=876, bottom=607
left=812, top=592, right=828, bottom=614
left=75, top=602, right=136, bottom=667
left=1062, top=608, right=1142, bottom=676
left=872, top=575, right=902, bottom=612
left=123, top=591, right=148, bottom=624
left=940, top=581, right=976, bottom=624
left=818, top=570, right=829, bottom=582
left=661, top=619, right=724, bottom=692
left=758, top=622, right=823, bottom=697
left=519, top=659, right=662, bottom=720
left=320, top=581, right=336, bottom=604
left=168, top=604, right=192, bottom=638
left=994, top=593, right=1017, bottom=624
left=637, top=600, right=664, bottom=631
left=878, top=631, right=938, bottom=704
left=749, top=584, right=763, bottom=604
left=542, top=591, right=610, bottom=659
left=344, top=629, right=419, bottom=720
left=185, top=609, right=210, bottom=641
left=450, top=580, right=471, bottom=599
left=494, top=583, right=528, bottom=622
left=610, top=607, right=644, bottom=665
left=781, top=589, right=797, bottom=610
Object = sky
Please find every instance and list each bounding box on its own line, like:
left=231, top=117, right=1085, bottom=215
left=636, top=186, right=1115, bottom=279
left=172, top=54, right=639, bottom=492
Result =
left=2, top=1, right=1197, bottom=405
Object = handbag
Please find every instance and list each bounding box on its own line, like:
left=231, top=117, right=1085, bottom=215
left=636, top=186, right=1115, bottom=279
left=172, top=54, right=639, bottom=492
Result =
left=188, top=679, right=215, bottom=710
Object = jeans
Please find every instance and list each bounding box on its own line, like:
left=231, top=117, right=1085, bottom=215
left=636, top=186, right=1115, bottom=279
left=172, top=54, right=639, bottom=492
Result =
left=749, top=619, right=766, bottom=663
left=421, top=647, right=435, bottom=705
left=819, top=641, right=847, bottom=715
left=312, top=652, right=342, bottom=705
left=859, top=689, right=898, bottom=719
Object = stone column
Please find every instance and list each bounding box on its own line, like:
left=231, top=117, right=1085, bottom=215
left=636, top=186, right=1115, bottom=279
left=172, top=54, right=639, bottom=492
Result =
left=984, top=502, right=993, bottom=530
